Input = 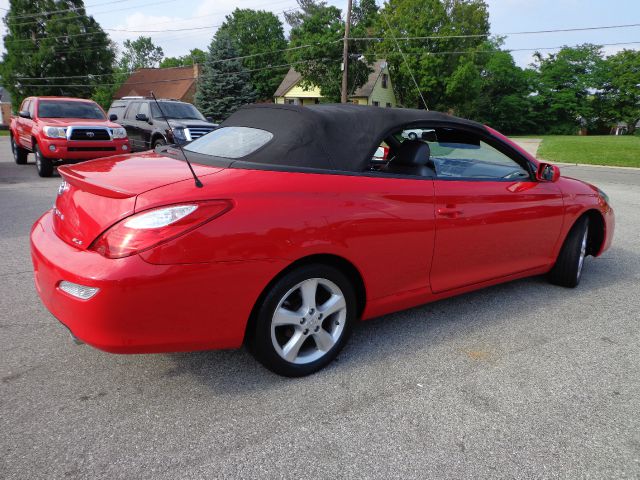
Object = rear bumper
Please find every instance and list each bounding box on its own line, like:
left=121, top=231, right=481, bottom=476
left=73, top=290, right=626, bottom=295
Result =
left=38, top=137, right=130, bottom=161
left=30, top=211, right=285, bottom=353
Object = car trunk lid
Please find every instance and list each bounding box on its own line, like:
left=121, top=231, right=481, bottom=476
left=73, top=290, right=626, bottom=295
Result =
left=53, top=152, right=223, bottom=250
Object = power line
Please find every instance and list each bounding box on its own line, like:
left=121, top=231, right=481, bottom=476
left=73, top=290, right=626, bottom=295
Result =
left=14, top=38, right=640, bottom=83
left=4, top=0, right=130, bottom=20
left=3, top=0, right=181, bottom=32
left=367, top=41, right=640, bottom=57
left=103, top=6, right=298, bottom=33
left=380, top=8, right=428, bottom=109
left=4, top=0, right=297, bottom=29
left=14, top=39, right=343, bottom=79
left=122, top=20, right=640, bottom=40
left=350, top=22, right=640, bottom=42
left=15, top=58, right=340, bottom=88
left=4, top=5, right=298, bottom=45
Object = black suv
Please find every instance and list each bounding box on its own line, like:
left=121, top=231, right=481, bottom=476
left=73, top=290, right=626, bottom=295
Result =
left=107, top=97, right=217, bottom=152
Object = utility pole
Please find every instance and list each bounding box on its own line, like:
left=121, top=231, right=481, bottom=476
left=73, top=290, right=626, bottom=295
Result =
left=340, top=0, right=353, bottom=103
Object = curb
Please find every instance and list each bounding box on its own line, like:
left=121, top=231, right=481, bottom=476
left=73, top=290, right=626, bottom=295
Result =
left=548, top=161, right=640, bottom=171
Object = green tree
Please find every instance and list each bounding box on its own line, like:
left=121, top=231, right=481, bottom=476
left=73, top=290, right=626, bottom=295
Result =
left=120, top=36, right=164, bottom=71
left=371, top=0, right=490, bottom=110
left=217, top=9, right=287, bottom=100
left=91, top=64, right=128, bottom=110
left=285, top=0, right=372, bottom=102
left=473, top=45, right=535, bottom=133
left=531, top=44, right=603, bottom=134
left=194, top=30, right=256, bottom=122
left=595, top=49, right=640, bottom=133
left=0, top=0, right=115, bottom=109
left=159, top=48, right=206, bottom=68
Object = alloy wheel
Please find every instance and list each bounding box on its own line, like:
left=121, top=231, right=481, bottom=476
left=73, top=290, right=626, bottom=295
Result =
left=270, top=277, right=347, bottom=365
left=577, top=227, right=588, bottom=279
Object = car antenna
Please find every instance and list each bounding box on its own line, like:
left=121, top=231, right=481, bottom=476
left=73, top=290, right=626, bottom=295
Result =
left=150, top=91, right=203, bottom=188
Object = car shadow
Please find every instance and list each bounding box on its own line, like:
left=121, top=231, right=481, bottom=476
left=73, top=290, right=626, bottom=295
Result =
left=164, top=245, right=635, bottom=393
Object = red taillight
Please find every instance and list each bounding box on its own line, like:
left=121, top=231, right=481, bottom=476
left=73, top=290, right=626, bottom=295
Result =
left=90, top=200, right=232, bottom=259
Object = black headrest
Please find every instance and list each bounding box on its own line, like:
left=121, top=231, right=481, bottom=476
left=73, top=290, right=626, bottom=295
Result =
left=396, top=140, right=431, bottom=166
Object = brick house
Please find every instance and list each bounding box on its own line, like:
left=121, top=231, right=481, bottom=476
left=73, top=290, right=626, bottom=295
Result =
left=114, top=64, right=202, bottom=102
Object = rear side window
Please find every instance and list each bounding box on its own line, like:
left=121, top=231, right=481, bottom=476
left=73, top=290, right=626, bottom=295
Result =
left=108, top=101, right=127, bottom=114
left=184, top=127, right=273, bottom=159
left=138, top=102, right=150, bottom=118
left=125, top=102, right=140, bottom=120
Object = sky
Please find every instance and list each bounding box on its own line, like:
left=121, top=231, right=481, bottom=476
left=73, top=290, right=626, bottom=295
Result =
left=0, top=0, right=639, bottom=69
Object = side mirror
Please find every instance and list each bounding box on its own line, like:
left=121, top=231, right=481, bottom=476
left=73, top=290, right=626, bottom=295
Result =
left=135, top=113, right=149, bottom=122
left=18, top=110, right=31, bottom=119
left=536, top=163, right=560, bottom=182
left=206, top=116, right=214, bottom=123
left=109, top=113, right=118, bottom=121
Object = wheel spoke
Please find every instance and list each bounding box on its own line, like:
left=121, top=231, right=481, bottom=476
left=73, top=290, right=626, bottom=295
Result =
left=282, top=330, right=306, bottom=362
left=272, top=307, right=302, bottom=327
left=299, top=279, right=318, bottom=311
left=312, top=328, right=335, bottom=352
left=318, top=294, right=346, bottom=317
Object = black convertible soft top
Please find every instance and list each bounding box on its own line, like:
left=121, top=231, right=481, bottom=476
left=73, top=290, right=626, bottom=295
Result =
left=220, top=104, right=486, bottom=173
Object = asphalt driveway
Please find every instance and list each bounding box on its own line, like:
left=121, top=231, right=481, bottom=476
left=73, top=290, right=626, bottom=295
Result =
left=1, top=137, right=639, bottom=479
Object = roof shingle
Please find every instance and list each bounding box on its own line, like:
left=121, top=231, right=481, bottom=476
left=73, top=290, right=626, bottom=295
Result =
left=114, top=65, right=199, bottom=101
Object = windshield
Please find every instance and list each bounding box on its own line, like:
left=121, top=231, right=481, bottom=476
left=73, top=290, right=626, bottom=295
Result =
left=151, top=102, right=205, bottom=120
left=38, top=100, right=106, bottom=119
left=184, top=126, right=273, bottom=158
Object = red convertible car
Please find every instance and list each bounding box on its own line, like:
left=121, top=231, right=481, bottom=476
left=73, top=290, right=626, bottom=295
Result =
left=30, top=104, right=614, bottom=376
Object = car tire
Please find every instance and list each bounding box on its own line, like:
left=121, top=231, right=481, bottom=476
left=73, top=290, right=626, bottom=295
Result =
left=153, top=138, right=167, bottom=150
left=248, top=264, right=356, bottom=377
left=548, top=216, right=590, bottom=288
left=11, top=135, right=28, bottom=165
left=34, top=144, right=54, bottom=177
left=408, top=132, right=418, bottom=140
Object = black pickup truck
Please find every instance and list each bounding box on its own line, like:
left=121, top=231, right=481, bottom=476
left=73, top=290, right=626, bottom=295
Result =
left=107, top=97, right=217, bottom=152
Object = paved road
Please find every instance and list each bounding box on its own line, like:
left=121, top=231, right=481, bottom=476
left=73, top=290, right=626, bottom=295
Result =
left=513, top=138, right=542, bottom=158
left=1, top=137, right=639, bottom=479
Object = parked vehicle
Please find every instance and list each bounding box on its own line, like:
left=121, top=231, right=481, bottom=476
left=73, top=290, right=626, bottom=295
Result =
left=10, top=96, right=130, bottom=177
left=107, top=97, right=217, bottom=152
left=31, top=104, right=614, bottom=376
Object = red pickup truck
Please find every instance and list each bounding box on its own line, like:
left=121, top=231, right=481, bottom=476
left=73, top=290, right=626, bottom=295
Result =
left=10, top=96, right=130, bottom=177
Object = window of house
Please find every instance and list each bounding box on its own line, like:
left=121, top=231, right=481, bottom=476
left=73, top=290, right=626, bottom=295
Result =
left=372, top=101, right=380, bottom=107
left=382, top=74, right=388, bottom=88
left=286, top=99, right=295, bottom=105
left=386, top=103, right=392, bottom=108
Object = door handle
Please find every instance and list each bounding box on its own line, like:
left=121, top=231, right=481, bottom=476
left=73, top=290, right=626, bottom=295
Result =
left=437, top=205, right=463, bottom=218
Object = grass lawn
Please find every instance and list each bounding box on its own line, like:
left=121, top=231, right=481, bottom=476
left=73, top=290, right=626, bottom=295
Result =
left=0, top=130, right=9, bottom=136
left=537, top=135, right=640, bottom=168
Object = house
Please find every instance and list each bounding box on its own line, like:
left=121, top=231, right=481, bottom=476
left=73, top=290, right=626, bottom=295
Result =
left=0, top=87, right=12, bottom=127
left=274, top=60, right=397, bottom=107
left=114, top=64, right=202, bottom=103
left=611, top=122, right=628, bottom=136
